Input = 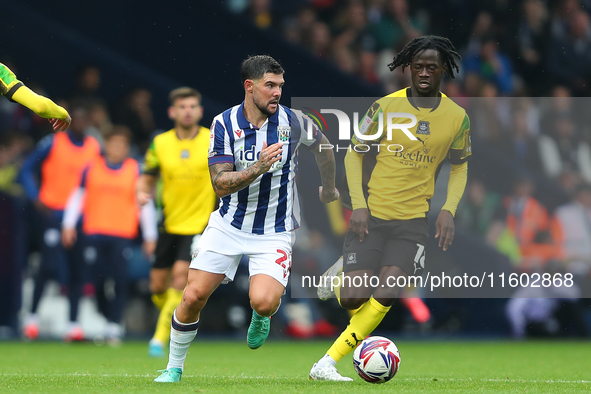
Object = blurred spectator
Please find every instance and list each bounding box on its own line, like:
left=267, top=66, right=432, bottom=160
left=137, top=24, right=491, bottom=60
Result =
left=331, top=1, right=379, bottom=82
left=67, top=65, right=103, bottom=107
left=86, top=101, right=113, bottom=149
left=456, top=179, right=504, bottom=237
left=469, top=83, right=511, bottom=149
left=456, top=179, right=520, bottom=265
left=19, top=106, right=101, bottom=341
left=464, top=36, right=515, bottom=96
left=538, top=112, right=591, bottom=183
left=369, top=0, right=424, bottom=52
left=309, top=22, right=332, bottom=59
left=112, top=88, right=155, bottom=153
left=555, top=183, right=591, bottom=277
left=505, top=174, right=563, bottom=270
left=464, top=73, right=483, bottom=98
left=512, top=0, right=551, bottom=95
left=541, top=86, right=574, bottom=133
left=333, top=46, right=358, bottom=74
left=511, top=105, right=542, bottom=171
left=249, top=0, right=272, bottom=29
left=558, top=168, right=583, bottom=197
left=546, top=9, right=591, bottom=95
left=0, top=132, right=29, bottom=196
left=332, top=1, right=371, bottom=52
left=441, top=80, right=468, bottom=107
left=466, top=11, right=495, bottom=56
left=287, top=7, right=318, bottom=45
left=549, top=0, right=582, bottom=40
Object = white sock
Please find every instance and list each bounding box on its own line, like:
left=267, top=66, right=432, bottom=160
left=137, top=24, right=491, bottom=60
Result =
left=317, top=354, right=336, bottom=368
left=166, top=310, right=199, bottom=371
left=105, top=322, right=123, bottom=339
left=26, top=314, right=39, bottom=326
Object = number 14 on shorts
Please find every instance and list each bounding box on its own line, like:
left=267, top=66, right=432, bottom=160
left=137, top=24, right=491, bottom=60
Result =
left=413, top=243, right=425, bottom=274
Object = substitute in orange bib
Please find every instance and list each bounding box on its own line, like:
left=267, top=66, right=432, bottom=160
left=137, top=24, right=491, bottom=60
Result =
left=20, top=107, right=100, bottom=341
left=61, top=126, right=157, bottom=344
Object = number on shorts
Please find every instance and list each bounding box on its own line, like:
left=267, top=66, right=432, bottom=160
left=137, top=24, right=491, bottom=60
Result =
left=413, top=243, right=425, bottom=274
left=275, top=249, right=292, bottom=279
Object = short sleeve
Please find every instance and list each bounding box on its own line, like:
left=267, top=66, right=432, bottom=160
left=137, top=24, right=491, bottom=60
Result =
left=352, top=101, right=383, bottom=146
left=142, top=140, right=160, bottom=175
left=448, top=113, right=472, bottom=164
left=0, top=63, right=23, bottom=100
left=208, top=117, right=234, bottom=165
left=296, top=112, right=322, bottom=148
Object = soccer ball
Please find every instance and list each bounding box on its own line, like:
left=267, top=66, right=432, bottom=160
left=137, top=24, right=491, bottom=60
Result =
left=352, top=336, right=400, bottom=383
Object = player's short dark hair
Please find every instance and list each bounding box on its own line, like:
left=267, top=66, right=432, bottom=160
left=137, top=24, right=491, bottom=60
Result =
left=241, top=55, right=284, bottom=84
left=169, top=87, right=202, bottom=106
left=388, top=35, right=461, bottom=78
left=104, top=125, right=132, bottom=142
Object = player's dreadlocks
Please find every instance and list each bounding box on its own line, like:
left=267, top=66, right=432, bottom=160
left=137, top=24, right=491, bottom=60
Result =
left=387, top=35, right=461, bottom=78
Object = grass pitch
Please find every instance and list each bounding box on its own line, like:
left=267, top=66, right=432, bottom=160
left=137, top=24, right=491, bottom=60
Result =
left=0, top=339, right=590, bottom=393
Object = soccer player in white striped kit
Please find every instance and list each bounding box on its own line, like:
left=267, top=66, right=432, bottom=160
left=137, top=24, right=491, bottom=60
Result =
left=155, top=55, right=339, bottom=382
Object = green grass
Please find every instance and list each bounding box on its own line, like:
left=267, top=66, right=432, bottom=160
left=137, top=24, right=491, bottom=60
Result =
left=0, top=340, right=590, bottom=393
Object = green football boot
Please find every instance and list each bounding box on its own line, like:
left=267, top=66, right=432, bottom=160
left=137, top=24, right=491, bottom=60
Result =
left=153, top=368, right=182, bottom=383
left=247, top=310, right=270, bottom=350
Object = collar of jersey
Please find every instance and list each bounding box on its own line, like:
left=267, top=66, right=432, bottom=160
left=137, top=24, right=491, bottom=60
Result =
left=66, top=130, right=85, bottom=147
left=405, top=88, right=442, bottom=112
left=237, top=101, right=279, bottom=130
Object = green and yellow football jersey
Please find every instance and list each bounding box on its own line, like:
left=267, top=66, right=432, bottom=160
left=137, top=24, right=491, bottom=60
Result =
left=0, top=63, right=23, bottom=100
left=345, top=87, right=471, bottom=220
left=143, top=127, right=216, bottom=235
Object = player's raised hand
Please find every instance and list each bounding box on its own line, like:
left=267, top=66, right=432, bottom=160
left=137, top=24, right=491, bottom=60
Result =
left=435, top=210, right=454, bottom=251
left=319, top=186, right=339, bottom=203
left=350, top=208, right=369, bottom=242
left=255, top=141, right=283, bottom=173
left=49, top=114, right=72, bottom=132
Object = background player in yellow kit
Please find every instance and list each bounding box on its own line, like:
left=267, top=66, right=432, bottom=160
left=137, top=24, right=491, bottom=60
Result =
left=136, top=87, right=217, bottom=357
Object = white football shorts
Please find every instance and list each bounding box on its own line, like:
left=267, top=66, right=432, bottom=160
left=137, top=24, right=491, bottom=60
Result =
left=190, top=211, right=294, bottom=287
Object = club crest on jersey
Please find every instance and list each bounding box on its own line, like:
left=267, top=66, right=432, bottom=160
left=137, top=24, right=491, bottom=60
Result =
left=180, top=149, right=190, bottom=159
left=277, top=126, right=291, bottom=143
left=417, top=121, right=430, bottom=135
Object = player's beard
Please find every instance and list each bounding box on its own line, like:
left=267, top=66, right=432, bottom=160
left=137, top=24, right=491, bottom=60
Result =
left=254, top=94, right=278, bottom=117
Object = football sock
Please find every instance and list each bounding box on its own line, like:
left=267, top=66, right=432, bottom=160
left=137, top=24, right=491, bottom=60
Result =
left=151, top=291, right=168, bottom=311
left=25, top=313, right=39, bottom=326
left=166, top=310, right=198, bottom=371
left=153, top=288, right=183, bottom=344
left=327, top=297, right=390, bottom=362
left=337, top=292, right=365, bottom=317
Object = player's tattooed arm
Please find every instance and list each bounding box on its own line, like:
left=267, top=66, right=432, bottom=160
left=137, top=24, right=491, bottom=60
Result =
left=209, top=142, right=283, bottom=198
left=312, top=134, right=339, bottom=203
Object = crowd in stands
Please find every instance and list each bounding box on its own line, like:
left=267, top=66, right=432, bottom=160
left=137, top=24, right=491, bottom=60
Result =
left=1, top=0, right=591, bottom=339
left=233, top=0, right=591, bottom=96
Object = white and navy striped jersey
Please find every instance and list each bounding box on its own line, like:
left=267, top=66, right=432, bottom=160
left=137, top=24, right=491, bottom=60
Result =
left=208, top=102, right=322, bottom=234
